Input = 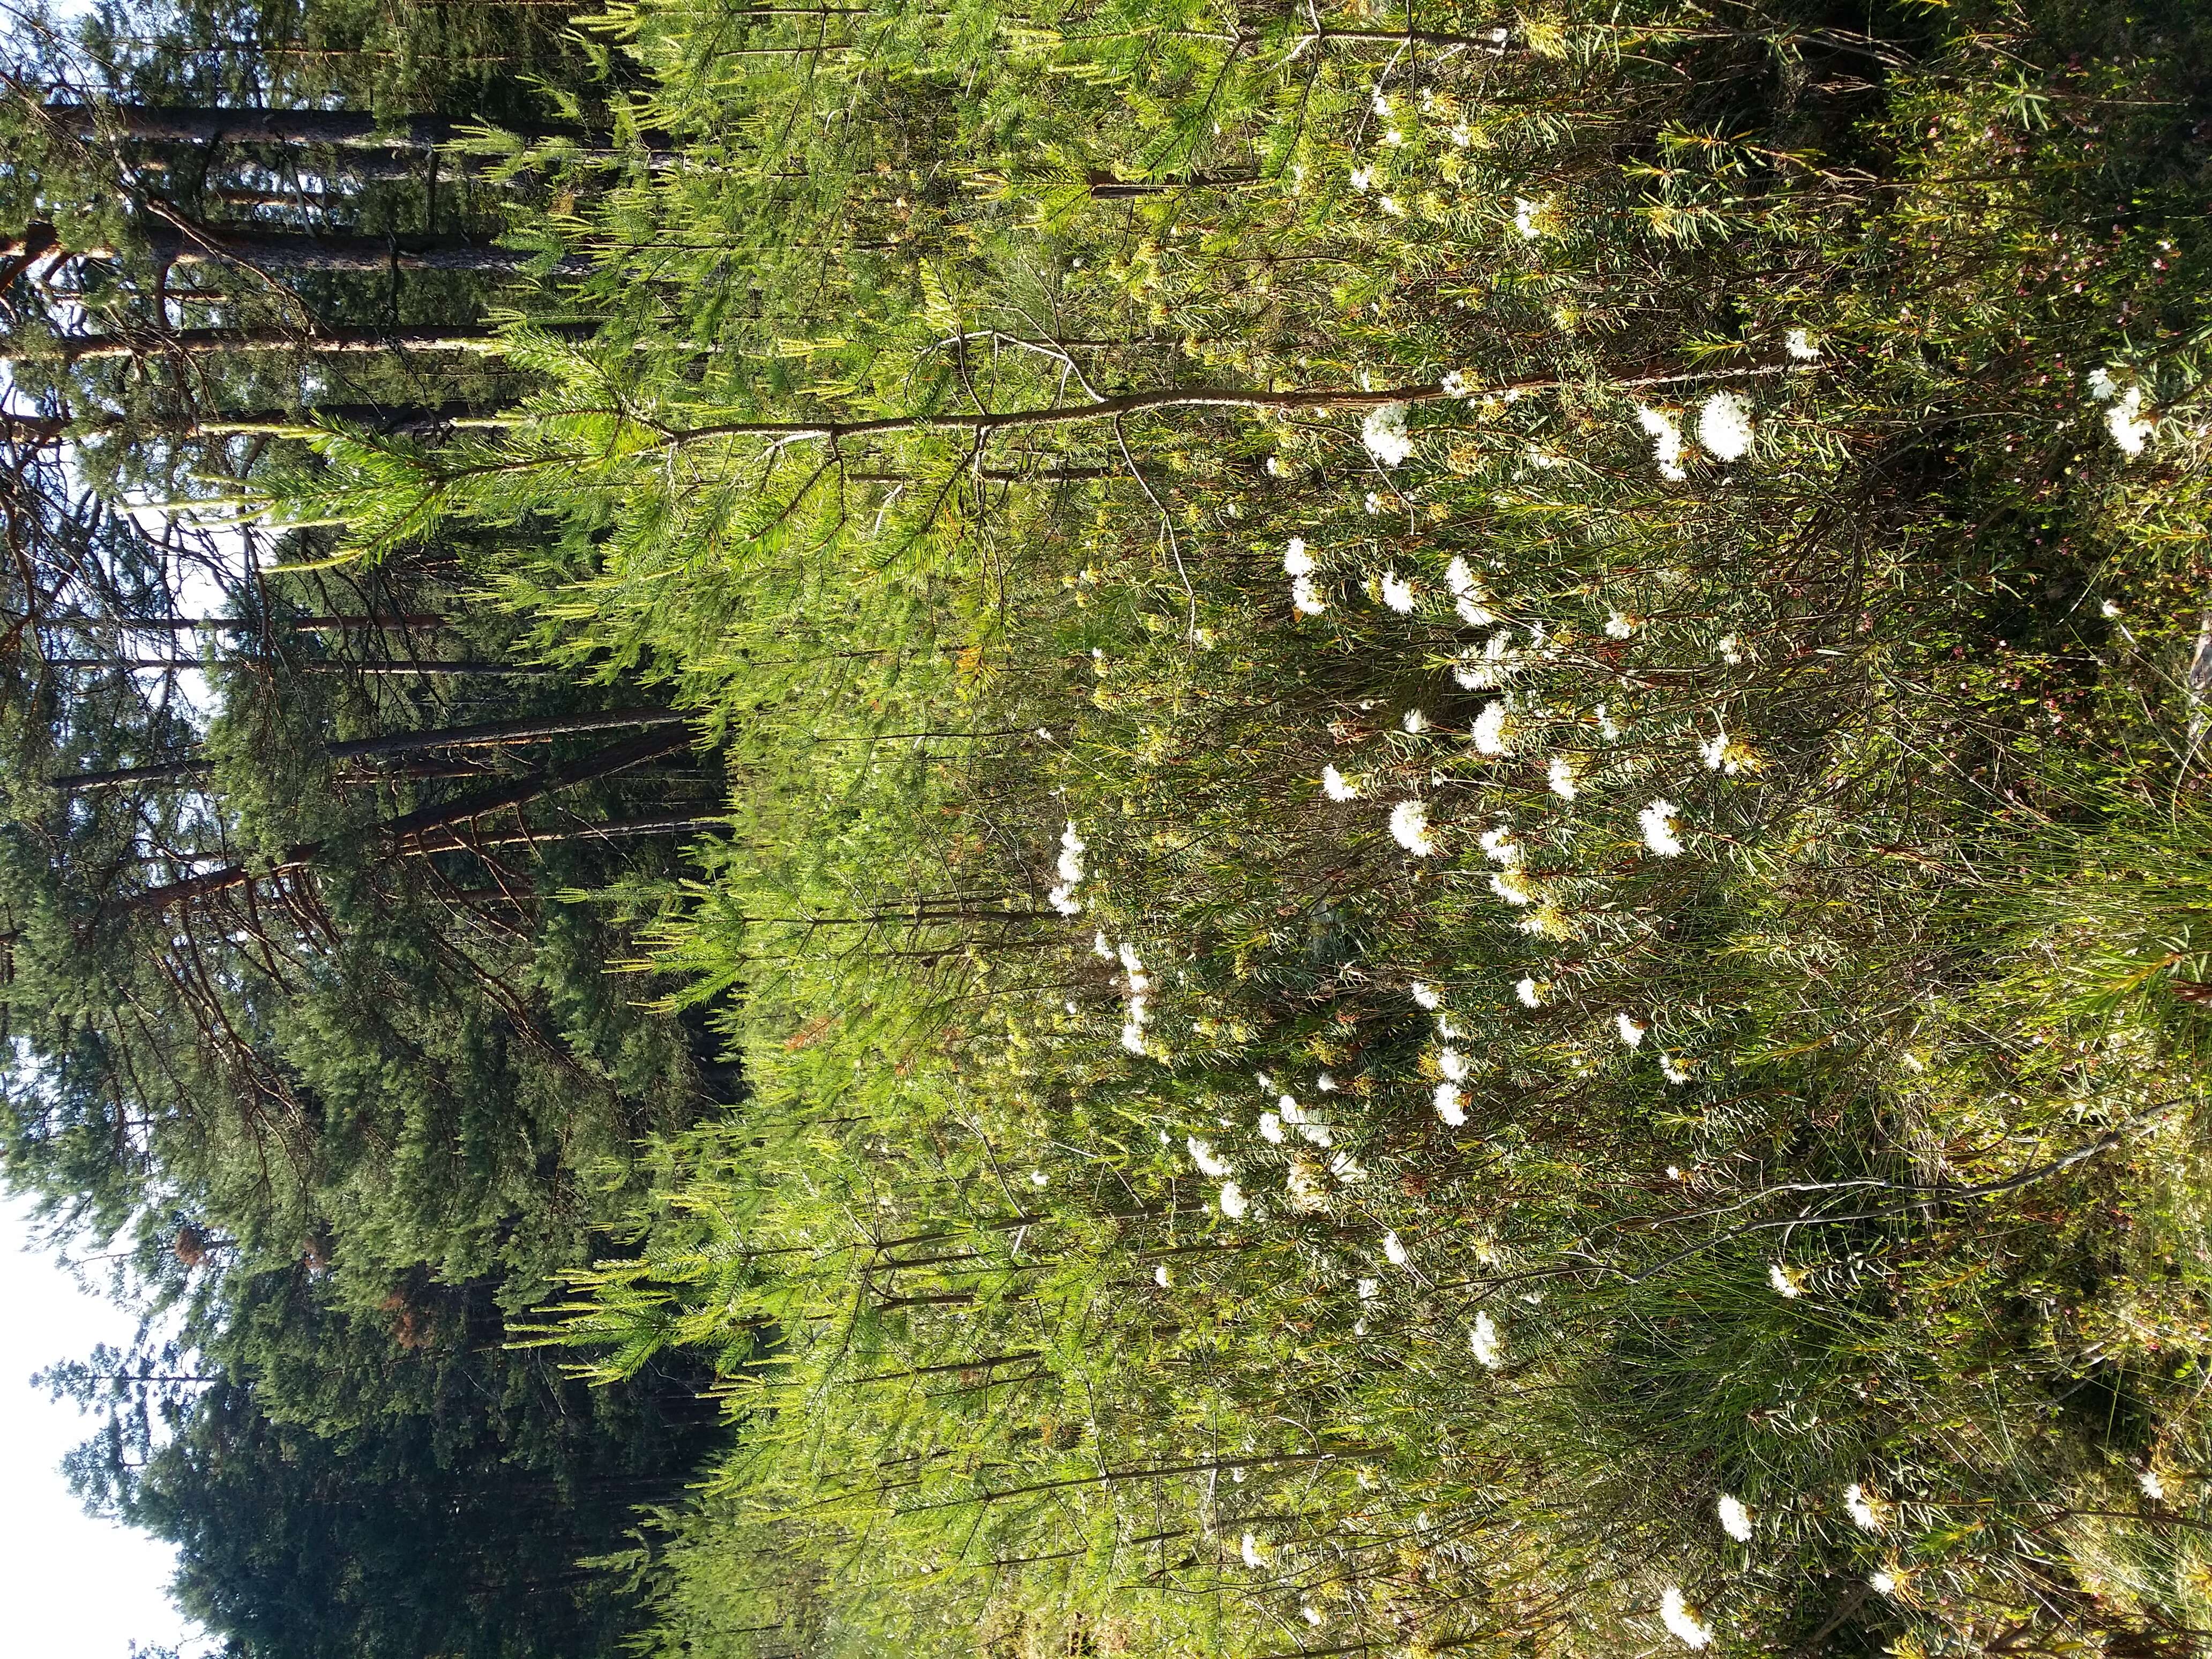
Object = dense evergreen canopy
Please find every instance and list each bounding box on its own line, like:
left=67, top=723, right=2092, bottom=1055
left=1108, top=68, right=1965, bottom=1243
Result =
left=1, top=4, right=728, bottom=1653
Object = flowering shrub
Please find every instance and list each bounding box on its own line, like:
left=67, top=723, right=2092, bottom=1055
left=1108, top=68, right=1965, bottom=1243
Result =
left=312, top=0, right=2212, bottom=1653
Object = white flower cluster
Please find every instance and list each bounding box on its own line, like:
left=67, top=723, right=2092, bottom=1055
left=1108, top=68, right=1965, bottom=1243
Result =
left=1468, top=1310, right=1504, bottom=1369
left=1639, top=799, right=1685, bottom=857
left=1717, top=1493, right=1752, bottom=1542
left=1390, top=798, right=1438, bottom=857
left=1477, top=822, right=1533, bottom=909
left=1048, top=820, right=1086, bottom=915
left=1659, top=1586, right=1713, bottom=1650
left=1446, top=556, right=1495, bottom=625
left=1635, top=391, right=1756, bottom=477
left=1116, top=940, right=1153, bottom=1056
left=1275, top=1134, right=1364, bottom=1217
left=1699, top=730, right=1761, bottom=776
left=1699, top=391, right=1755, bottom=461
left=1455, top=632, right=1522, bottom=692
left=1278, top=1092, right=1333, bottom=1149
left=1471, top=700, right=1514, bottom=756
left=2088, top=366, right=2156, bottom=456
left=1285, top=536, right=1327, bottom=615
left=1362, top=401, right=1415, bottom=468
left=1638, top=405, right=1687, bottom=481
left=1433, top=1079, right=1467, bottom=1125
left=1844, top=1482, right=1886, bottom=1533
left=1187, top=1135, right=1231, bottom=1178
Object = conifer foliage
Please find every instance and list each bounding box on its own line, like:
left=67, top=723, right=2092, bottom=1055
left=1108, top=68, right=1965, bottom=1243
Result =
left=0, top=4, right=725, bottom=1655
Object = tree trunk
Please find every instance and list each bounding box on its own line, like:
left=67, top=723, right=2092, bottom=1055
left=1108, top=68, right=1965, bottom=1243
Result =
left=43, top=613, right=447, bottom=633
left=208, top=154, right=429, bottom=189
left=101, top=403, right=500, bottom=438
left=40, top=101, right=674, bottom=164
left=38, top=656, right=543, bottom=675
left=208, top=184, right=375, bottom=210
left=48, top=322, right=594, bottom=362
left=1085, top=169, right=1259, bottom=198
left=51, top=706, right=685, bottom=791
left=407, top=813, right=715, bottom=854
left=0, top=221, right=60, bottom=289
left=332, top=707, right=689, bottom=759
left=25, top=405, right=499, bottom=444
left=652, top=360, right=1804, bottom=445
left=1, top=410, right=66, bottom=446
left=145, top=220, right=591, bottom=278
left=115, top=726, right=694, bottom=912
left=42, top=101, right=576, bottom=151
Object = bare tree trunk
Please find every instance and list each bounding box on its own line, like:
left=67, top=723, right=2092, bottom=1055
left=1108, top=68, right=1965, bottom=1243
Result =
left=332, top=707, right=689, bottom=759
left=47, top=322, right=594, bottom=362
left=39, top=656, right=544, bottom=675
left=5, top=406, right=502, bottom=448
left=42, top=101, right=574, bottom=151
left=53, top=707, right=685, bottom=791
left=39, top=101, right=674, bottom=165
left=115, top=726, right=694, bottom=912
left=48, top=614, right=450, bottom=633
left=145, top=220, right=591, bottom=278
left=71, top=403, right=503, bottom=439
left=408, top=813, right=715, bottom=854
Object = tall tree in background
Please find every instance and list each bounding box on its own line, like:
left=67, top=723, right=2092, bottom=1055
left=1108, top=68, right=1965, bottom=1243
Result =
left=0, top=5, right=734, bottom=1651
left=50, top=1268, right=722, bottom=1659
left=0, top=0, right=656, bottom=510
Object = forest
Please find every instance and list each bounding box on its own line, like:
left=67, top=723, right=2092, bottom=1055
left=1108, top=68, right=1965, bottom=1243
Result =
left=4, top=0, right=2212, bottom=1654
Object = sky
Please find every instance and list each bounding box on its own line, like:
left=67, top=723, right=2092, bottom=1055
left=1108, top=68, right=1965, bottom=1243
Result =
left=0, top=74, right=263, bottom=1646
left=3, top=17, right=284, bottom=1656
left=0, top=1192, right=208, bottom=1658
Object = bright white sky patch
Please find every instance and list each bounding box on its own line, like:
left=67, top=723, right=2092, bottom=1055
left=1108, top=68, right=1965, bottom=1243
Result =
left=0, top=361, right=255, bottom=726
left=0, top=1192, right=208, bottom=1657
